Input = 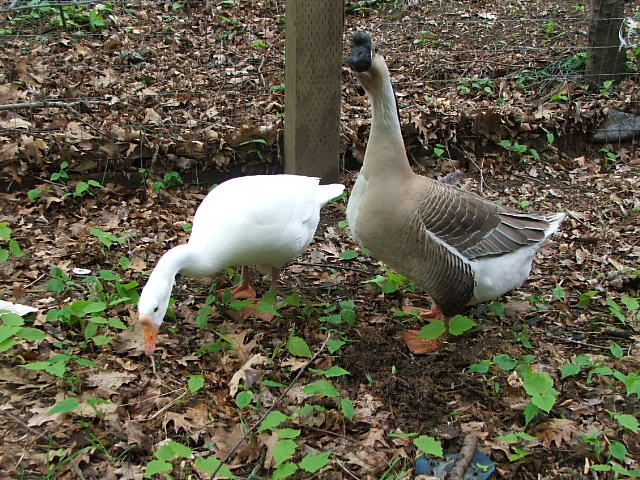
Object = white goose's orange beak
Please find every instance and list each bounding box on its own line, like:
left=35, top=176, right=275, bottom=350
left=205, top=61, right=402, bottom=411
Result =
left=139, top=315, right=159, bottom=356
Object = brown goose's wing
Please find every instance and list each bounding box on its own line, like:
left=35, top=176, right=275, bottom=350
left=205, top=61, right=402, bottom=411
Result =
left=417, top=179, right=553, bottom=261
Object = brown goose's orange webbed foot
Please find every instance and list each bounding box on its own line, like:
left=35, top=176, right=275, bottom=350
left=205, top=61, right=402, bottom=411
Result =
left=397, top=302, right=446, bottom=354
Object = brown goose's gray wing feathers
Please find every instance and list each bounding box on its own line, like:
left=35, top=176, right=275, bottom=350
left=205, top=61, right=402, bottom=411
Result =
left=418, top=180, right=560, bottom=260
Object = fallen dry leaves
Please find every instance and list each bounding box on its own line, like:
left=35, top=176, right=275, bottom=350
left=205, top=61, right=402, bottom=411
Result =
left=1, top=0, right=639, bottom=479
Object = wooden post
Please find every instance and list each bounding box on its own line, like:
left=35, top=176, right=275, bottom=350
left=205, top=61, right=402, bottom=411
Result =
left=586, top=0, right=626, bottom=87
left=284, top=0, right=343, bottom=182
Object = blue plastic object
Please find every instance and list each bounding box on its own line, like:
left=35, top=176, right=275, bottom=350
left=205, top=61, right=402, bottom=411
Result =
left=415, top=451, right=495, bottom=479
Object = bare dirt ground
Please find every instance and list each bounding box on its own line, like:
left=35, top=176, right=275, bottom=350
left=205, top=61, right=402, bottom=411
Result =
left=0, top=1, right=639, bottom=479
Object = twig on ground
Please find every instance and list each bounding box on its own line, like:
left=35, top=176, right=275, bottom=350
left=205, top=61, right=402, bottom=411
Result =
left=446, top=433, right=478, bottom=480
left=0, top=100, right=107, bottom=111
left=335, top=459, right=360, bottom=480
left=554, top=336, right=608, bottom=350
left=290, top=261, right=370, bottom=274
left=208, top=334, right=330, bottom=480
left=307, top=425, right=393, bottom=469
left=120, top=387, right=183, bottom=407
left=3, top=410, right=41, bottom=436
left=466, top=154, right=485, bottom=193
left=0, top=101, right=105, bottom=138
left=147, top=388, right=188, bottom=420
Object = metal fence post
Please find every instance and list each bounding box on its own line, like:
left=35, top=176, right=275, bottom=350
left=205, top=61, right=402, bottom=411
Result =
left=284, top=0, right=344, bottom=182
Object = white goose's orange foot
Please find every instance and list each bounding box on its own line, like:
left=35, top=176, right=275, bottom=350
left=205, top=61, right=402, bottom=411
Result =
left=398, top=303, right=445, bottom=354
left=216, top=265, right=257, bottom=300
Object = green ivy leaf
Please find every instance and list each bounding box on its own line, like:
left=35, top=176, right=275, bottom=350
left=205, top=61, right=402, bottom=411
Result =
left=48, top=397, right=80, bottom=414
left=92, top=334, right=112, bottom=346
left=144, top=459, right=172, bottom=476
left=0, top=223, right=11, bottom=241
left=154, top=444, right=176, bottom=461
left=273, top=439, right=297, bottom=466
left=235, top=390, right=253, bottom=409
left=507, top=447, right=530, bottom=462
left=496, top=431, right=536, bottom=443
left=277, top=428, right=301, bottom=439
left=188, top=374, right=205, bottom=393
left=418, top=320, right=446, bottom=340
left=413, top=435, right=443, bottom=457
left=271, top=462, right=297, bottom=479
left=493, top=354, right=518, bottom=370
left=522, top=372, right=557, bottom=412
left=551, top=285, right=565, bottom=300
left=258, top=410, right=288, bottom=432
left=0, top=325, right=20, bottom=343
left=449, top=315, right=476, bottom=336
left=301, top=379, right=340, bottom=398
left=340, top=398, right=355, bottom=421
left=263, top=380, right=287, bottom=388
left=609, top=441, right=628, bottom=462
left=8, top=240, right=24, bottom=257
left=300, top=450, right=331, bottom=473
left=286, top=334, right=311, bottom=358
left=608, top=411, right=639, bottom=433
left=194, top=456, right=238, bottom=478
left=326, top=338, right=346, bottom=354
left=621, top=296, right=639, bottom=311
left=70, top=299, right=106, bottom=316
left=467, top=359, right=492, bottom=374
left=560, top=363, right=581, bottom=378
left=339, top=249, right=359, bottom=260
left=1, top=312, right=24, bottom=327
left=17, top=327, right=46, bottom=341
left=98, top=269, right=120, bottom=281
left=107, top=317, right=128, bottom=329
left=609, top=342, right=623, bottom=359
left=590, top=464, right=612, bottom=472
left=316, top=365, right=350, bottom=378
left=487, top=301, right=505, bottom=317
left=166, top=440, right=192, bottom=458
left=523, top=402, right=541, bottom=426
left=0, top=338, right=17, bottom=352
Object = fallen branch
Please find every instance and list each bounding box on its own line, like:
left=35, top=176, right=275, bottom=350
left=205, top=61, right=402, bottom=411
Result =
left=208, top=333, right=330, bottom=479
left=0, top=100, right=105, bottom=138
left=290, top=260, right=370, bottom=274
left=446, top=433, right=478, bottom=480
left=0, top=100, right=106, bottom=111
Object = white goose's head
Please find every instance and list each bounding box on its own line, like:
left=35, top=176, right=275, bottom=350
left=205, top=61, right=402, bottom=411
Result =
left=137, top=277, right=173, bottom=356
left=346, top=32, right=388, bottom=92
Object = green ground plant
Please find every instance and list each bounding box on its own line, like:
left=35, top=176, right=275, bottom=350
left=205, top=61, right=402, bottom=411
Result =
left=0, top=222, right=25, bottom=263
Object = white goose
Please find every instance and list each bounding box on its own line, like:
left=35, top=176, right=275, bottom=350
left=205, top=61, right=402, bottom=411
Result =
left=345, top=32, right=564, bottom=348
left=138, top=174, right=344, bottom=355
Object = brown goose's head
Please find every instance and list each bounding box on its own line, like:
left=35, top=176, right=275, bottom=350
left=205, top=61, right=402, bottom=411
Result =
left=346, top=32, right=389, bottom=92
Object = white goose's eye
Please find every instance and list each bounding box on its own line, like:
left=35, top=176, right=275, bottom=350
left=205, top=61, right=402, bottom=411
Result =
left=153, top=306, right=159, bottom=313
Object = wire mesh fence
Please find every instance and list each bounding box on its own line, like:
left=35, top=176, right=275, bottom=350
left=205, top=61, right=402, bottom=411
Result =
left=0, top=0, right=638, bottom=186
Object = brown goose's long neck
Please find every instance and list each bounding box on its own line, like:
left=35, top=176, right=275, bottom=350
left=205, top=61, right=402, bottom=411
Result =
left=361, top=66, right=413, bottom=179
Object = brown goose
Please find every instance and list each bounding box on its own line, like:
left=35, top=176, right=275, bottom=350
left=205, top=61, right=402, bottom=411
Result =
left=345, top=32, right=564, bottom=344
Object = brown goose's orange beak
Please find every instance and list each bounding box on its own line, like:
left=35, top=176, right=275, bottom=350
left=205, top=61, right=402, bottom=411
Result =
left=140, top=315, right=159, bottom=356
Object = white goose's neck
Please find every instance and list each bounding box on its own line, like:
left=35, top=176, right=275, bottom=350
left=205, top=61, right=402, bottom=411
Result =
left=150, top=243, right=214, bottom=284
left=361, top=69, right=413, bottom=179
